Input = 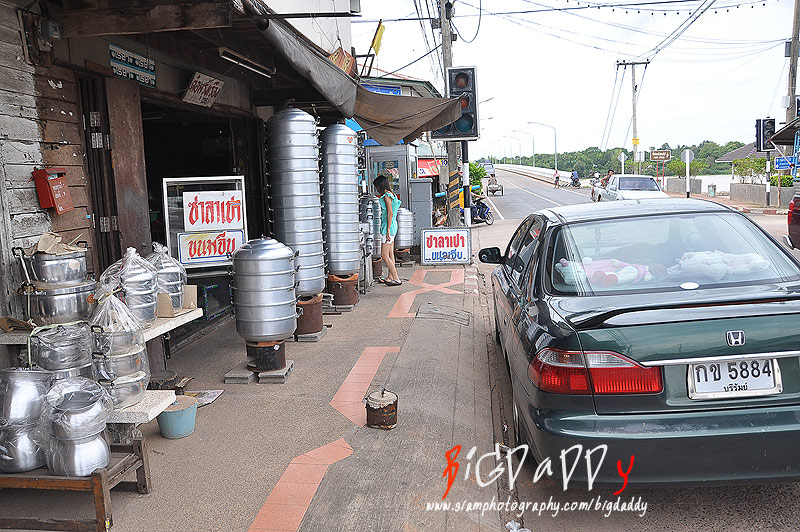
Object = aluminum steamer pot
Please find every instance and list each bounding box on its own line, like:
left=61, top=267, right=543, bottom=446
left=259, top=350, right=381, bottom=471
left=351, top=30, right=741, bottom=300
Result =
left=0, top=369, right=53, bottom=424
left=26, top=280, right=96, bottom=326
left=24, top=249, right=87, bottom=284
left=92, top=347, right=148, bottom=380
left=0, top=422, right=47, bottom=473
left=49, top=363, right=94, bottom=382
left=31, top=323, right=92, bottom=370
left=98, top=371, right=149, bottom=409
left=47, top=431, right=110, bottom=476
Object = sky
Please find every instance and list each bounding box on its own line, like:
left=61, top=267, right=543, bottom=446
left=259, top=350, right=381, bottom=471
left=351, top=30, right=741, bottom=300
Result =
left=350, top=0, right=793, bottom=159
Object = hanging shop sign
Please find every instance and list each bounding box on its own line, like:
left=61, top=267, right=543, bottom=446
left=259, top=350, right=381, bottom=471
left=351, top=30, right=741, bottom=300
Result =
left=421, top=228, right=471, bottom=265
left=109, top=44, right=155, bottom=88
left=163, top=176, right=248, bottom=269
left=183, top=72, right=224, bottom=108
left=328, top=46, right=356, bottom=77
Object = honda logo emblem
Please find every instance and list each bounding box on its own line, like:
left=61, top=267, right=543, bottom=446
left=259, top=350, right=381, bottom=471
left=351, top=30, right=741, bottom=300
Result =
left=726, top=330, right=746, bottom=347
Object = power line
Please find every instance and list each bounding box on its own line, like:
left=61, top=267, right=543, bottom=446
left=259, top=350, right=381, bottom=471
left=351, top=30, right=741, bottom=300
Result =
left=632, top=0, right=718, bottom=60
left=603, top=65, right=627, bottom=149
left=377, top=43, right=443, bottom=78
left=452, top=0, right=483, bottom=43
left=600, top=68, right=621, bottom=149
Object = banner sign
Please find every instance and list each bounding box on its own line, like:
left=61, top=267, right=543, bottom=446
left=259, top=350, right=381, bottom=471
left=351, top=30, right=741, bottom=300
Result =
left=109, top=44, right=155, bottom=88
left=421, top=228, right=471, bottom=264
left=182, top=191, right=244, bottom=232
left=183, top=72, right=224, bottom=107
left=177, top=230, right=245, bottom=265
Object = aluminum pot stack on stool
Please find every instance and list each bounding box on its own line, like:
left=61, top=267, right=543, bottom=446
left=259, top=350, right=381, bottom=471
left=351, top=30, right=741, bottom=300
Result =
left=89, top=288, right=149, bottom=409
left=0, top=368, right=53, bottom=473
left=267, top=108, right=326, bottom=335
left=231, top=237, right=298, bottom=372
left=13, top=236, right=96, bottom=326
left=321, top=124, right=360, bottom=307
left=30, top=322, right=94, bottom=381
left=395, top=207, right=415, bottom=263
left=369, top=196, right=383, bottom=278
left=44, top=378, right=112, bottom=477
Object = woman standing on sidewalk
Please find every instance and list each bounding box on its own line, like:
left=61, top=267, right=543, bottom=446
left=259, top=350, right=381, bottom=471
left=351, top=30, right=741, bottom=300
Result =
left=374, top=175, right=402, bottom=286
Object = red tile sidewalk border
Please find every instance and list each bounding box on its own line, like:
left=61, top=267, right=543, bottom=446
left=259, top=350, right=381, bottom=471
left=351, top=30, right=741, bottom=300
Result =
left=388, top=269, right=465, bottom=318
left=248, top=439, right=353, bottom=532
left=330, top=346, right=401, bottom=426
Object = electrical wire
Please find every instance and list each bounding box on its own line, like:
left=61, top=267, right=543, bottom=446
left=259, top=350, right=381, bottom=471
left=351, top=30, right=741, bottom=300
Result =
left=413, top=0, right=442, bottom=83
left=452, top=0, right=483, bottom=43
left=603, top=65, right=627, bottom=149
left=377, top=43, right=443, bottom=78
left=632, top=0, right=718, bottom=60
left=600, top=68, right=622, bottom=149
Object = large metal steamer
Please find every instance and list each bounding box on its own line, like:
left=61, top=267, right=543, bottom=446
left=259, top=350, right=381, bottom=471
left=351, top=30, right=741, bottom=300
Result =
left=266, top=109, right=326, bottom=297
left=231, top=237, right=297, bottom=371
left=320, top=124, right=360, bottom=276
left=395, top=207, right=415, bottom=249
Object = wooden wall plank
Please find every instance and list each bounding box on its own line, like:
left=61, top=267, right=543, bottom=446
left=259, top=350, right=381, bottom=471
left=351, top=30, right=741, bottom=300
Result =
left=41, top=119, right=82, bottom=144
left=0, top=24, right=22, bottom=48
left=0, top=89, right=36, bottom=110
left=0, top=140, right=41, bottom=165
left=51, top=206, right=91, bottom=234
left=38, top=99, right=80, bottom=124
left=40, top=143, right=85, bottom=166
left=0, top=41, right=34, bottom=74
left=1, top=141, right=85, bottom=166
left=10, top=212, right=51, bottom=238
left=4, top=163, right=87, bottom=189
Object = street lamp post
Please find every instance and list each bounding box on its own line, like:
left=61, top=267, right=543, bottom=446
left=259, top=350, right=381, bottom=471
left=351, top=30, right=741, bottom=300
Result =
left=513, top=129, right=535, bottom=168
left=502, top=135, right=522, bottom=165
left=527, top=121, right=557, bottom=173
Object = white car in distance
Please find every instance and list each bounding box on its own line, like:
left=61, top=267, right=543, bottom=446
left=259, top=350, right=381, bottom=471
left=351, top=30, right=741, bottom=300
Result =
left=593, top=174, right=669, bottom=202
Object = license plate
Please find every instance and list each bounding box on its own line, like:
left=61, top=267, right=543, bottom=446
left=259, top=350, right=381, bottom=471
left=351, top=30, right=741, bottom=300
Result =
left=687, top=358, right=782, bottom=400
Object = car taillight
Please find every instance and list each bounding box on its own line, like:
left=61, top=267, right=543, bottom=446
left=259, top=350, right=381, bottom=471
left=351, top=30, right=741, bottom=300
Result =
left=528, top=349, right=590, bottom=394
left=585, top=352, right=663, bottom=394
left=529, top=349, right=662, bottom=395
left=790, top=199, right=795, bottom=226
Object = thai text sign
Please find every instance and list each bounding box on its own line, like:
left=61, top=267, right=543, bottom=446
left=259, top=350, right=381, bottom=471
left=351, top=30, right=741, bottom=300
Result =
left=109, top=44, right=155, bottom=88
left=178, top=230, right=245, bottom=265
left=650, top=150, right=671, bottom=161
left=422, top=228, right=471, bottom=264
left=183, top=191, right=244, bottom=232
left=183, top=72, right=224, bottom=107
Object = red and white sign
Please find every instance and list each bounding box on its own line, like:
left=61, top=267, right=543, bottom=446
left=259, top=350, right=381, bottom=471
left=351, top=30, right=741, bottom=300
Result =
left=182, top=72, right=224, bottom=107
left=177, top=230, right=245, bottom=265
left=183, top=191, right=244, bottom=232
left=421, top=228, right=471, bottom=264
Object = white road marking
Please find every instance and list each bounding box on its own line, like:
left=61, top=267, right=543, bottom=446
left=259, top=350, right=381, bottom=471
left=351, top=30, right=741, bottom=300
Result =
left=501, top=167, right=592, bottom=199
left=499, top=177, right=563, bottom=206
left=484, top=195, right=505, bottom=220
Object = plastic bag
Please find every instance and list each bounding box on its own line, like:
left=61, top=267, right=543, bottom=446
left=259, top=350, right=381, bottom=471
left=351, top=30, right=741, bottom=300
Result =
left=0, top=420, right=48, bottom=473
left=45, top=377, right=113, bottom=440
left=0, top=368, right=54, bottom=426
left=99, top=247, right=159, bottom=327
left=30, top=322, right=92, bottom=371
left=98, top=371, right=149, bottom=409
left=146, top=242, right=187, bottom=310
left=90, top=283, right=145, bottom=353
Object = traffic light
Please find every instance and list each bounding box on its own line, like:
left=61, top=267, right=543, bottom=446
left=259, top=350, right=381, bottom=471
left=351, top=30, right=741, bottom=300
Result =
left=432, top=66, right=480, bottom=141
left=762, top=118, right=775, bottom=150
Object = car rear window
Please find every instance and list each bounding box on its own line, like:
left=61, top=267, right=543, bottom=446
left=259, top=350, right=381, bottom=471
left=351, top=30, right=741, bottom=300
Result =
left=619, top=177, right=660, bottom=191
left=550, top=212, right=800, bottom=295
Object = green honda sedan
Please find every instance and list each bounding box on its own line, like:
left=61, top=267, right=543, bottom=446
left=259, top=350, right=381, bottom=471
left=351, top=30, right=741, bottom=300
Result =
left=480, top=199, right=800, bottom=486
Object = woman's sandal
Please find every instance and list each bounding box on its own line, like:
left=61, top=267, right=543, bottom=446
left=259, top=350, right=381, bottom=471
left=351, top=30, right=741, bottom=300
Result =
left=385, top=279, right=402, bottom=286
left=376, top=277, right=386, bottom=284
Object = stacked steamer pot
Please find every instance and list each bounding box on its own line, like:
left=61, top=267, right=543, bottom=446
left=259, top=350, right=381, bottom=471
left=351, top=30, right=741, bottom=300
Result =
left=231, top=238, right=298, bottom=372
left=0, top=368, right=52, bottom=472
left=100, top=247, right=159, bottom=328
left=146, top=242, right=187, bottom=310
left=369, top=196, right=383, bottom=278
left=90, top=287, right=149, bottom=410
left=14, top=244, right=96, bottom=326
left=30, top=322, right=94, bottom=381
left=395, top=207, right=415, bottom=250
left=44, top=378, right=113, bottom=476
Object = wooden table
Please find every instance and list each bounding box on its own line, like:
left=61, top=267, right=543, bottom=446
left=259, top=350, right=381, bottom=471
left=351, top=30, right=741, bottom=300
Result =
left=0, top=438, right=151, bottom=532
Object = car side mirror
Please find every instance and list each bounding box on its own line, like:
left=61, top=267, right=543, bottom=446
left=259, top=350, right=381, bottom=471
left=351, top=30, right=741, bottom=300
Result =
left=479, top=247, right=503, bottom=264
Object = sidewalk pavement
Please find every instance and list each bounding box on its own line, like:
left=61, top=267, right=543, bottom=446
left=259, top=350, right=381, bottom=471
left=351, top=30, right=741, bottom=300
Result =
left=0, top=259, right=502, bottom=531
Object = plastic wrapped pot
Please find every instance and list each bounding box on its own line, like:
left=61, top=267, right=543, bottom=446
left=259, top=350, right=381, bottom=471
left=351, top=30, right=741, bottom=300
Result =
left=98, top=371, right=149, bottom=409
left=45, top=378, right=113, bottom=440
left=0, top=369, right=53, bottom=425
left=30, top=322, right=92, bottom=371
left=90, top=285, right=145, bottom=355
left=0, top=421, right=48, bottom=473
left=47, top=431, right=110, bottom=476
left=99, top=248, right=159, bottom=327
left=146, top=242, right=187, bottom=310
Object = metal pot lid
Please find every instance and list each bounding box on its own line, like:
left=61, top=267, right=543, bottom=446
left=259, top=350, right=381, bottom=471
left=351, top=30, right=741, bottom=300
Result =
left=31, top=279, right=96, bottom=295
left=366, top=389, right=397, bottom=408
left=27, top=249, right=87, bottom=260
left=46, top=377, right=106, bottom=408
left=234, top=238, right=294, bottom=261
left=98, top=370, right=148, bottom=386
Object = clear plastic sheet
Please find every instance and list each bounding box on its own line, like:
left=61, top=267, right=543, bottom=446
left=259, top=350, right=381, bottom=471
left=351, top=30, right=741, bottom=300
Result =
left=90, top=284, right=145, bottom=354
left=0, top=421, right=48, bottom=473
left=98, top=371, right=149, bottom=410
left=92, top=346, right=149, bottom=382
left=45, top=377, right=113, bottom=440
left=146, top=242, right=187, bottom=310
left=30, top=322, right=92, bottom=371
left=99, top=247, right=159, bottom=327
left=0, top=368, right=53, bottom=426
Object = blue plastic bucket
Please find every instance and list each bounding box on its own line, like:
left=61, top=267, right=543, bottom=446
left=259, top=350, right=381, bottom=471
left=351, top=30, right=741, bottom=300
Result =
left=156, top=395, right=198, bottom=439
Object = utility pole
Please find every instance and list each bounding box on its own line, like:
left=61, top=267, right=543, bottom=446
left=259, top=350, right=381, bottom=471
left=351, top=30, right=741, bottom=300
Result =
left=440, top=0, right=461, bottom=227
left=616, top=60, right=649, bottom=174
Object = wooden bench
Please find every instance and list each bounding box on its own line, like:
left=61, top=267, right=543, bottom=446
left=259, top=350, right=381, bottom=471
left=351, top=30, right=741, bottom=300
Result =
left=0, top=438, right=151, bottom=532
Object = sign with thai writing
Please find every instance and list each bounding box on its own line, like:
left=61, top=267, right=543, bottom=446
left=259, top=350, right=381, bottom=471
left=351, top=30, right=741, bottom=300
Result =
left=421, top=228, right=471, bottom=264
left=650, top=150, right=672, bottom=161
left=177, top=230, right=245, bottom=265
left=183, top=72, right=224, bottom=107
left=182, top=191, right=244, bottom=232
left=109, top=44, right=155, bottom=88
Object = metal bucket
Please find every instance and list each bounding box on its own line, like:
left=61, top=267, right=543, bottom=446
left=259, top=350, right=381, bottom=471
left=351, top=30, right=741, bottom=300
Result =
left=365, top=389, right=398, bottom=429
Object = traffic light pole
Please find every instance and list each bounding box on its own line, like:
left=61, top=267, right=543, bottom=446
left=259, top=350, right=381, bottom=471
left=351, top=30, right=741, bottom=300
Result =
left=462, top=140, right=471, bottom=227
left=440, top=0, right=462, bottom=227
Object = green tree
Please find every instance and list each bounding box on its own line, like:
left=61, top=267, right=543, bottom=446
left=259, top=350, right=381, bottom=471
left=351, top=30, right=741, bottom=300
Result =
left=468, top=162, right=486, bottom=192
left=732, top=157, right=766, bottom=183
left=666, top=159, right=708, bottom=177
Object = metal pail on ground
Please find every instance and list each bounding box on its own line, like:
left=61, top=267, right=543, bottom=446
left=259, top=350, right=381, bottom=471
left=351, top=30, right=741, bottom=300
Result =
left=157, top=395, right=198, bottom=439
left=365, top=389, right=398, bottom=429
